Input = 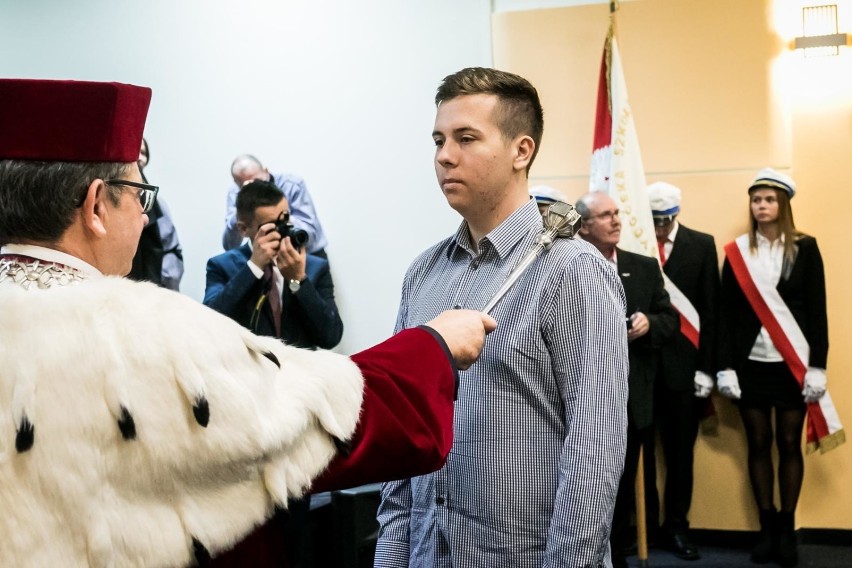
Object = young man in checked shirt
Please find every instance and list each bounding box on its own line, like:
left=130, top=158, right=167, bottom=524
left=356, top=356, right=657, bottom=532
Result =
left=375, top=67, right=629, bottom=568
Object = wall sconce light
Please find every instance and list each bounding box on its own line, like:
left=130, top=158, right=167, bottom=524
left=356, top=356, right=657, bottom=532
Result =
left=793, top=4, right=849, bottom=56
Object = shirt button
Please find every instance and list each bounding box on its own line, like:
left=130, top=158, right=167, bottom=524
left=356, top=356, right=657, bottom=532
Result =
left=436, top=496, right=445, bottom=505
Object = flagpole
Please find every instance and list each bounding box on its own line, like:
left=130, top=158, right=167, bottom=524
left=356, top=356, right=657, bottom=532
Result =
left=635, top=444, right=650, bottom=568
left=605, top=7, right=650, bottom=565
left=605, top=2, right=617, bottom=120
left=610, top=0, right=620, bottom=35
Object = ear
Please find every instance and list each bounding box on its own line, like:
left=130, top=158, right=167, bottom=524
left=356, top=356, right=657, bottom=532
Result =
left=80, top=179, right=109, bottom=238
left=512, top=136, right=535, bottom=173
left=236, top=220, right=250, bottom=238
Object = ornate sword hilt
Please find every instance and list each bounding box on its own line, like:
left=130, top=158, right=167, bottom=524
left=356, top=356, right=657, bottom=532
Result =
left=482, top=201, right=582, bottom=314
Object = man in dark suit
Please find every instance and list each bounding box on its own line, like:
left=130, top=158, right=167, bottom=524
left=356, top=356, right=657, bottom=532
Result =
left=643, top=182, right=719, bottom=561
left=204, top=179, right=343, bottom=566
left=204, top=179, right=342, bottom=350
left=576, top=191, right=678, bottom=568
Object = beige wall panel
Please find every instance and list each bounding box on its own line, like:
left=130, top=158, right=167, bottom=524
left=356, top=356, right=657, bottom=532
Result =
left=492, top=4, right=610, bottom=180
left=617, top=0, right=789, bottom=173
left=791, top=100, right=852, bottom=529
left=493, top=0, right=789, bottom=184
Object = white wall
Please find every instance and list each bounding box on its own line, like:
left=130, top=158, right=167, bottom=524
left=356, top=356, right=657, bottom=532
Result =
left=0, top=0, right=492, bottom=352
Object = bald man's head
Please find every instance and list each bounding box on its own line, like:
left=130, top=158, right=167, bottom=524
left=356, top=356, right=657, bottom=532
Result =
left=231, top=154, right=269, bottom=186
left=576, top=191, right=622, bottom=255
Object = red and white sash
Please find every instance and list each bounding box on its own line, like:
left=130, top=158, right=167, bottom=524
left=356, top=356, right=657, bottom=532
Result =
left=662, top=274, right=700, bottom=349
left=725, top=235, right=845, bottom=453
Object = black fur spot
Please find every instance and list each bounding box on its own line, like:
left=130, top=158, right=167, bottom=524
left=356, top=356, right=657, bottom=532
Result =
left=333, top=436, right=352, bottom=457
left=262, top=350, right=280, bottom=369
left=15, top=416, right=34, bottom=453
left=117, top=406, right=137, bottom=440
left=193, top=396, right=210, bottom=428
left=191, top=536, right=211, bottom=566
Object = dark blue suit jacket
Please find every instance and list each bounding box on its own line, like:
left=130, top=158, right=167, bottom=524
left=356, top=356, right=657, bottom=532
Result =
left=204, top=244, right=343, bottom=349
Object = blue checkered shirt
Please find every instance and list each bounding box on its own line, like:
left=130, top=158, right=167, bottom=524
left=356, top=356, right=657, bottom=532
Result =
left=375, top=199, right=628, bottom=568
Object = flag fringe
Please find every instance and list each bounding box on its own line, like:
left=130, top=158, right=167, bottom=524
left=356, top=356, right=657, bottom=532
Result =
left=806, top=428, right=846, bottom=455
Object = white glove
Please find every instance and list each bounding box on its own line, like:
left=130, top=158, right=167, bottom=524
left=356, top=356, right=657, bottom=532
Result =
left=802, top=367, right=827, bottom=403
left=716, top=369, right=742, bottom=400
left=694, top=371, right=713, bottom=398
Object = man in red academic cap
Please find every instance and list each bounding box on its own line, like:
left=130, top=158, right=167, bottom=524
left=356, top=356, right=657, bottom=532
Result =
left=0, top=79, right=495, bottom=568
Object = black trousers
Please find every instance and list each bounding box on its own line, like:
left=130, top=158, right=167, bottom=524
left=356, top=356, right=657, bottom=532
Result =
left=611, top=418, right=653, bottom=561
left=645, top=386, right=702, bottom=533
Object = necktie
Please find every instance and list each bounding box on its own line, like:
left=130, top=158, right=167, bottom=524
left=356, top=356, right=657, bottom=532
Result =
left=657, top=239, right=667, bottom=265
left=263, top=264, right=282, bottom=337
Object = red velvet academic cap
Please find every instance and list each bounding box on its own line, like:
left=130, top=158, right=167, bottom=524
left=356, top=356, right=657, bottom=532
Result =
left=0, top=79, right=151, bottom=162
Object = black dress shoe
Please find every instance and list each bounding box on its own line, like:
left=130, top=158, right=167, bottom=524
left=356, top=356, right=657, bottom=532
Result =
left=668, top=531, right=700, bottom=561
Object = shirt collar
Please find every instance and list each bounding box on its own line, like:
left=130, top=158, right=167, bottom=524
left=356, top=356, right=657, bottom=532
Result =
left=607, top=247, right=618, bottom=265
left=755, top=231, right=784, bottom=248
left=448, top=198, right=542, bottom=259
left=666, top=221, right=680, bottom=243
left=0, top=244, right=102, bottom=278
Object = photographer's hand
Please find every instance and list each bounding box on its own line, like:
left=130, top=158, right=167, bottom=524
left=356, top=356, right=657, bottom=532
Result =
left=250, top=223, right=281, bottom=268
left=276, top=237, right=307, bottom=283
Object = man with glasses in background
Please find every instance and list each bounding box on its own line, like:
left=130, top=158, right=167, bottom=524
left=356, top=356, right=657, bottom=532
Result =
left=0, top=78, right=495, bottom=568
left=575, top=191, right=678, bottom=568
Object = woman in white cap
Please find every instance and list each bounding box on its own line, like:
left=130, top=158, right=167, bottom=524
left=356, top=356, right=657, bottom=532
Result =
left=716, top=168, right=829, bottom=567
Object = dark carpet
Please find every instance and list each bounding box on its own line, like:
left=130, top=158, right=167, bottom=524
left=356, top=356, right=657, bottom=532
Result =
left=628, top=542, right=852, bottom=567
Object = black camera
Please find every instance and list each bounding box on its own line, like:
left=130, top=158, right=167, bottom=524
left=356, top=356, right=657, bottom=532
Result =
left=274, top=220, right=309, bottom=249
left=625, top=316, right=633, bottom=330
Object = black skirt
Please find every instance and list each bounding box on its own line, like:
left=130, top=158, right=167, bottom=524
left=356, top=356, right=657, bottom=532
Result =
left=739, top=359, right=806, bottom=410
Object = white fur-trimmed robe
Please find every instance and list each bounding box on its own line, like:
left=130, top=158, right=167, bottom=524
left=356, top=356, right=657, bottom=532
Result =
left=0, top=277, right=364, bottom=567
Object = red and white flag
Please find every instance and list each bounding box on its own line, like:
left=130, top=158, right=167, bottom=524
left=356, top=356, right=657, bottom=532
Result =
left=590, top=25, right=718, bottom=432
left=590, top=32, right=655, bottom=259
left=590, top=28, right=700, bottom=339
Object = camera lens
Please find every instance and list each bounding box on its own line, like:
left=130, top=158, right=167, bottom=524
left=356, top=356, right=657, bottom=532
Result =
left=291, top=228, right=309, bottom=248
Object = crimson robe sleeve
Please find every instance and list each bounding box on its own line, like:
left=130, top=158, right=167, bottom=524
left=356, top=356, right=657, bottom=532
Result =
left=311, top=326, right=457, bottom=492
left=211, top=326, right=457, bottom=567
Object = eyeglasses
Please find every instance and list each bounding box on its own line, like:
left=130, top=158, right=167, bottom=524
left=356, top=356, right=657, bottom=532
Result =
left=585, top=209, right=620, bottom=223
left=653, top=215, right=676, bottom=227
left=105, top=179, right=160, bottom=213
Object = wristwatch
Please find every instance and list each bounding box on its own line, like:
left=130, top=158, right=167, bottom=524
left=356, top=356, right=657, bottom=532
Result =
left=288, top=278, right=302, bottom=294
